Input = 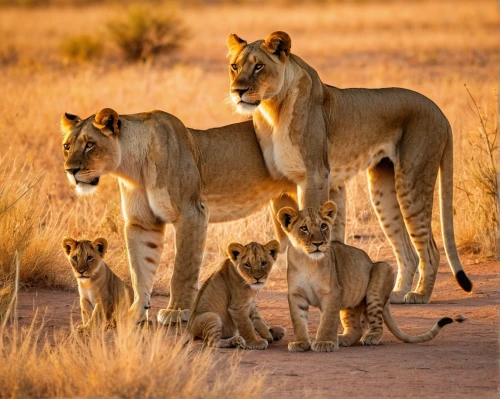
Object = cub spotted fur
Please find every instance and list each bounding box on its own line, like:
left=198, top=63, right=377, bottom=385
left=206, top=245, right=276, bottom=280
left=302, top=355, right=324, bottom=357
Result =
left=277, top=201, right=453, bottom=353
left=186, top=240, right=286, bottom=349
left=63, top=237, right=133, bottom=331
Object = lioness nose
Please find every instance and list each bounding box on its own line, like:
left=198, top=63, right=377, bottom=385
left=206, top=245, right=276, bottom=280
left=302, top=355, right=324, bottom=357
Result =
left=312, top=241, right=324, bottom=248
left=65, top=167, right=80, bottom=176
left=233, top=88, right=249, bottom=98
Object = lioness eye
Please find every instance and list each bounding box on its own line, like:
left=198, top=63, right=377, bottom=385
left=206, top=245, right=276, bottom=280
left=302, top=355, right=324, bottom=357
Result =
left=255, top=63, right=264, bottom=71
left=300, top=226, right=309, bottom=233
left=230, top=64, right=238, bottom=71
left=321, top=223, right=328, bottom=230
left=63, top=143, right=70, bottom=151
left=72, top=256, right=77, bottom=261
left=244, top=262, right=251, bottom=268
left=87, top=256, right=93, bottom=263
left=85, top=142, right=94, bottom=150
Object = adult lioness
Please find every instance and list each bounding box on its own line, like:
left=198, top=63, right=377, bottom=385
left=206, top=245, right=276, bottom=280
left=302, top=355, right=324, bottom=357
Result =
left=227, top=31, right=472, bottom=304
left=61, top=109, right=294, bottom=325
left=277, top=201, right=453, bottom=352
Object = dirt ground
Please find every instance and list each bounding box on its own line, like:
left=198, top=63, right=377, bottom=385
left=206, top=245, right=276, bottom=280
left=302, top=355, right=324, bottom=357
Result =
left=17, top=252, right=499, bottom=398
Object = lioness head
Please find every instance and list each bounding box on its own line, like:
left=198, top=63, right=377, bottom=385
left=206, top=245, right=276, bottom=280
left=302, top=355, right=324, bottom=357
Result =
left=227, top=240, right=280, bottom=290
left=61, top=108, right=121, bottom=196
left=227, top=31, right=291, bottom=115
left=277, top=201, right=337, bottom=260
left=62, top=237, right=108, bottom=280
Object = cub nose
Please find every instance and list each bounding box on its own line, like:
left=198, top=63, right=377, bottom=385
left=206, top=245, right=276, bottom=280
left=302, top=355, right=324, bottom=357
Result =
left=65, top=167, right=80, bottom=176
left=233, top=88, right=249, bottom=98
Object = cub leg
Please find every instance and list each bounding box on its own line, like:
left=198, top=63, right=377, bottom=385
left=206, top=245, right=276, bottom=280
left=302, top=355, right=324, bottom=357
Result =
left=287, top=292, right=311, bottom=352
left=249, top=302, right=286, bottom=343
left=190, top=312, right=245, bottom=348
left=361, top=262, right=395, bottom=345
left=229, top=306, right=268, bottom=350
left=312, top=293, right=341, bottom=352
left=158, top=204, right=209, bottom=325
left=328, top=185, right=346, bottom=243
left=367, top=159, right=419, bottom=303
left=80, top=298, right=93, bottom=326
left=338, top=305, right=364, bottom=347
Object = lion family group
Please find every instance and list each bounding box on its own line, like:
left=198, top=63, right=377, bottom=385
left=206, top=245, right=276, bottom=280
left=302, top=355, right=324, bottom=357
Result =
left=60, top=31, right=472, bottom=352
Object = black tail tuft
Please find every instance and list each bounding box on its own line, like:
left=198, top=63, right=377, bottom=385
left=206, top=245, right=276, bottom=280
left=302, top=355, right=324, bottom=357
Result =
left=438, top=317, right=454, bottom=328
left=456, top=270, right=473, bottom=292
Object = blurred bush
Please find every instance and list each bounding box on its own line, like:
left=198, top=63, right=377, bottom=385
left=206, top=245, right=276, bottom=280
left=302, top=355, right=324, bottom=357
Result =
left=59, top=34, right=104, bottom=63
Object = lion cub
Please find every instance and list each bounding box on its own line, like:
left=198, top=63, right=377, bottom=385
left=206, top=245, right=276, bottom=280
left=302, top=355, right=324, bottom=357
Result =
left=62, top=237, right=133, bottom=332
left=277, top=201, right=453, bottom=353
left=187, top=240, right=286, bottom=350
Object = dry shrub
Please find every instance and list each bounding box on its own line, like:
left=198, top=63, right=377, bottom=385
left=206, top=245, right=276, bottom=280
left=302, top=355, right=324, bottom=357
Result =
left=59, top=34, right=104, bottom=63
left=107, top=6, right=189, bottom=62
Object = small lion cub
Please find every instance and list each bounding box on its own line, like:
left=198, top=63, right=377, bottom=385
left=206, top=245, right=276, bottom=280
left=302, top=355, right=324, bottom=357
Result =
left=62, top=237, right=133, bottom=332
left=187, top=240, right=286, bottom=350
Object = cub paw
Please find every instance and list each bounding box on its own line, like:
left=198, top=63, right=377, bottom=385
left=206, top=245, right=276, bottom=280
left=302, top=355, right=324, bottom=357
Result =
left=288, top=341, right=311, bottom=352
left=269, top=326, right=286, bottom=342
left=404, top=292, right=430, bottom=304
left=245, top=338, right=268, bottom=350
left=157, top=308, right=190, bottom=326
left=338, top=334, right=356, bottom=347
left=128, top=303, right=149, bottom=325
left=390, top=290, right=407, bottom=304
left=311, top=340, right=339, bottom=352
left=361, top=334, right=382, bottom=346
left=231, top=336, right=246, bottom=349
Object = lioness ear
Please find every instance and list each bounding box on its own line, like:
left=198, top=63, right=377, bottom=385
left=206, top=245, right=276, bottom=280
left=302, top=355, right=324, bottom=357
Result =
left=261, top=31, right=291, bottom=62
left=62, top=237, right=77, bottom=256
left=320, top=201, right=337, bottom=224
left=61, top=113, right=81, bottom=133
left=227, top=242, right=246, bottom=262
left=264, top=240, right=280, bottom=261
left=92, top=237, right=108, bottom=257
left=94, top=108, right=120, bottom=136
left=277, top=207, right=298, bottom=231
left=227, top=33, right=247, bottom=55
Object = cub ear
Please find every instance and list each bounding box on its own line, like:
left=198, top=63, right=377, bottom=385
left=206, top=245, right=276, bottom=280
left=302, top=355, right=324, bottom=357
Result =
left=277, top=207, right=298, bottom=231
left=320, top=201, right=337, bottom=224
left=62, top=237, right=77, bottom=256
left=264, top=240, right=280, bottom=261
left=227, top=242, right=247, bottom=262
left=61, top=113, right=82, bottom=133
left=227, top=33, right=247, bottom=55
left=261, top=31, right=291, bottom=62
left=92, top=237, right=108, bottom=257
left=93, top=108, right=120, bottom=136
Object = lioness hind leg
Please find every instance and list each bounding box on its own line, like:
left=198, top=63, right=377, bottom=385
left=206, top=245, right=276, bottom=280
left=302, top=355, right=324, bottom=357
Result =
left=361, top=262, right=394, bottom=346
left=338, top=306, right=363, bottom=346
left=367, top=159, right=419, bottom=304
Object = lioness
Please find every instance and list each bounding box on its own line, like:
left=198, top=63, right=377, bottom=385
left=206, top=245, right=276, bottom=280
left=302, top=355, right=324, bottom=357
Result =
left=277, top=201, right=453, bottom=352
left=227, top=31, right=472, bottom=304
left=61, top=109, right=295, bottom=325
left=186, top=240, right=286, bottom=350
left=62, top=237, right=133, bottom=331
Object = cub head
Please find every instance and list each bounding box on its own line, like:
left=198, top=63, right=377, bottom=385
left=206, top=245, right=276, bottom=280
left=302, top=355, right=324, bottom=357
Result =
left=62, top=237, right=108, bottom=280
left=227, top=31, right=291, bottom=115
left=61, top=108, right=122, bottom=196
left=277, top=201, right=337, bottom=260
left=227, top=240, right=280, bottom=290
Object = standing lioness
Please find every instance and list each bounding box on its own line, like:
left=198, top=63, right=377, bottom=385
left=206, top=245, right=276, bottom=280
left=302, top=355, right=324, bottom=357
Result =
left=227, top=31, right=472, bottom=304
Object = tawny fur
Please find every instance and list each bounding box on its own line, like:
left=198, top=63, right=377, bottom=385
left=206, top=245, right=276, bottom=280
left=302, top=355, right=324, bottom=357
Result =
left=277, top=201, right=453, bottom=353
left=61, top=110, right=295, bottom=325
left=62, top=237, right=133, bottom=332
left=227, top=31, right=472, bottom=305
left=186, top=241, right=285, bottom=350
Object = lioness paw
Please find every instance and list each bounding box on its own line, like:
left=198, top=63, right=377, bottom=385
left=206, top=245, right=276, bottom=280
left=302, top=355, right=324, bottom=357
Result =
left=390, top=290, right=407, bottom=304
left=404, top=292, right=430, bottom=304
left=288, top=341, right=311, bottom=352
left=245, top=338, right=268, bottom=350
left=361, top=334, right=383, bottom=346
left=311, top=340, right=339, bottom=352
left=338, top=334, right=356, bottom=347
left=269, top=326, right=286, bottom=342
left=157, top=308, right=190, bottom=326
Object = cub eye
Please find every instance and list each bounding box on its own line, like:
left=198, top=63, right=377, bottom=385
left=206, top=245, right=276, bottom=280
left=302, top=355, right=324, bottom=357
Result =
left=87, top=256, right=93, bottom=263
left=300, top=226, right=309, bottom=233
left=85, top=142, right=95, bottom=150
left=63, top=143, right=70, bottom=151
left=261, top=261, right=268, bottom=268
left=230, top=64, right=238, bottom=71
left=321, top=223, right=328, bottom=230
left=255, top=63, right=264, bottom=71
left=72, top=256, right=77, bottom=261
left=243, top=262, right=251, bottom=269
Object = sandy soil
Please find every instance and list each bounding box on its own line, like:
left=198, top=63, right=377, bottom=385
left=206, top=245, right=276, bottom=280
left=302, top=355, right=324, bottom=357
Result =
left=17, top=254, right=499, bottom=398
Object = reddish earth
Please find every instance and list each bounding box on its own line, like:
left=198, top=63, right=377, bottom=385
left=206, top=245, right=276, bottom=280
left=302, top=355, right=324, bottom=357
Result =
left=17, top=254, right=499, bottom=398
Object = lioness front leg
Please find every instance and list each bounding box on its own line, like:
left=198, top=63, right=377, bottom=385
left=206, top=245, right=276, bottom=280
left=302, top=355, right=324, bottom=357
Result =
left=312, top=295, right=341, bottom=352
left=328, top=185, right=346, bottom=243
left=288, top=291, right=311, bottom=352
left=157, top=204, right=208, bottom=326
left=229, top=307, right=268, bottom=350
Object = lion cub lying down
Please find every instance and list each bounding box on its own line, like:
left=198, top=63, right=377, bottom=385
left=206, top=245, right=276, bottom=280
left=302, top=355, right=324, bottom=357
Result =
left=63, top=237, right=133, bottom=332
left=277, top=201, right=453, bottom=353
left=187, top=240, right=286, bottom=350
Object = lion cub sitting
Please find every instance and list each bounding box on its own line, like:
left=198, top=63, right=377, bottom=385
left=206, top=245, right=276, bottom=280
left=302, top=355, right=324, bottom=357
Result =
left=187, top=240, right=286, bottom=350
left=62, top=237, right=133, bottom=332
left=277, top=201, right=453, bottom=353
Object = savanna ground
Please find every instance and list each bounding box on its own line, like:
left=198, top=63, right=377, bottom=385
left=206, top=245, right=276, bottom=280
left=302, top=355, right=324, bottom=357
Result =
left=0, top=0, right=499, bottom=397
